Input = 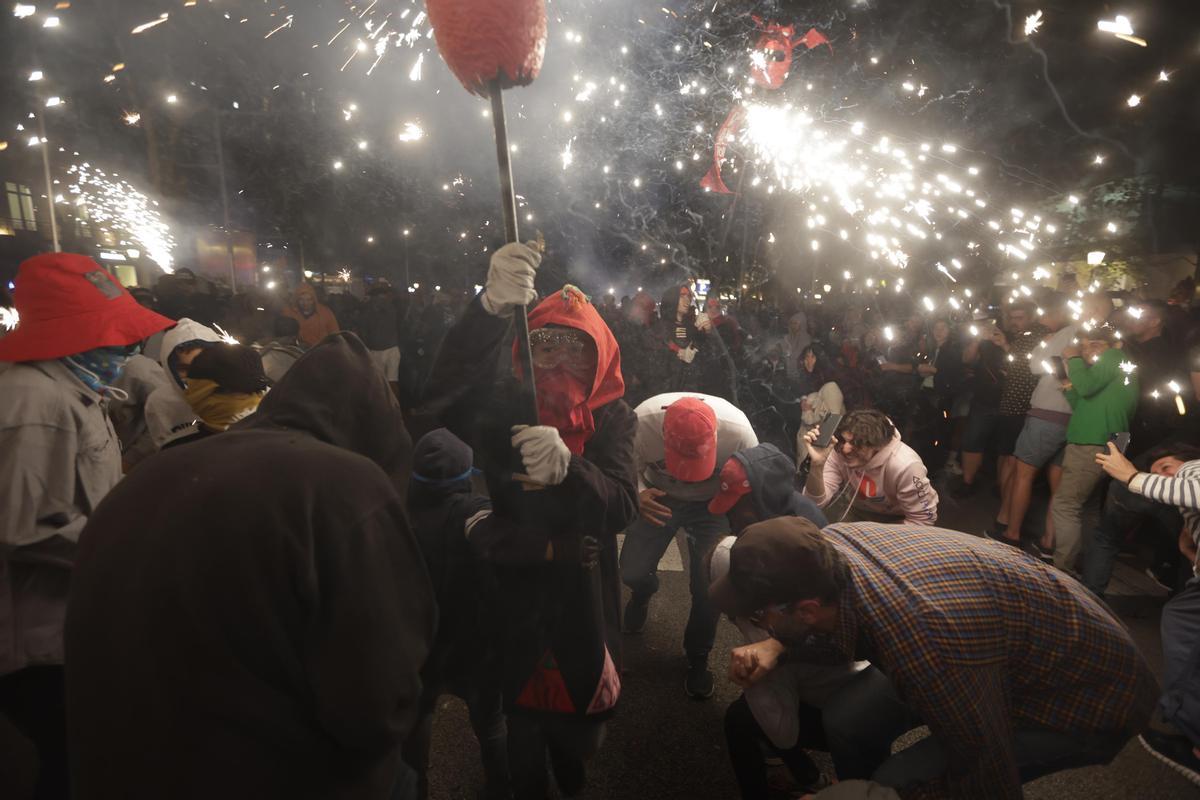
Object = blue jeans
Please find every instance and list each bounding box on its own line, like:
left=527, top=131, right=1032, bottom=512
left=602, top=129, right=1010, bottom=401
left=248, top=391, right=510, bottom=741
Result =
left=1081, top=480, right=1183, bottom=596
left=619, top=496, right=729, bottom=664
left=1161, top=577, right=1200, bottom=745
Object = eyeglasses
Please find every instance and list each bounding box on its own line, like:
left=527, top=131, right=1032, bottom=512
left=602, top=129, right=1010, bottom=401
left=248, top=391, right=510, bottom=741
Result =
left=748, top=602, right=790, bottom=626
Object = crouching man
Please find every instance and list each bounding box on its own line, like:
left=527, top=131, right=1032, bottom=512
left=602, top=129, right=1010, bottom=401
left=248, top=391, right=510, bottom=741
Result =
left=710, top=518, right=1157, bottom=798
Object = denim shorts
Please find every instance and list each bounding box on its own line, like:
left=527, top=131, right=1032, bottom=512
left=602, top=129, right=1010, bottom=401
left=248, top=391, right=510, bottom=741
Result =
left=1014, top=415, right=1067, bottom=468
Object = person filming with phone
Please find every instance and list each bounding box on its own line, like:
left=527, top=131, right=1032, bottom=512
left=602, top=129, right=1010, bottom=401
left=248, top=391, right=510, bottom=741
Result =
left=800, top=409, right=939, bottom=525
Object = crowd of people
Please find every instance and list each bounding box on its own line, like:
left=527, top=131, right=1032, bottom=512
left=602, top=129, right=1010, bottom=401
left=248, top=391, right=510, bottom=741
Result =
left=2, top=246, right=1200, bottom=799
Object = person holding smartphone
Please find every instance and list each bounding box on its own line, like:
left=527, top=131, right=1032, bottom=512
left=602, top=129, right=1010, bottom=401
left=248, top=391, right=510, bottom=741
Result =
left=800, top=409, right=938, bottom=525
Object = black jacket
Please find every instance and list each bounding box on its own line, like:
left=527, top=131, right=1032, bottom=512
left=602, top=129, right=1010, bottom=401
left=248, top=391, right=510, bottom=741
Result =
left=419, top=298, right=638, bottom=719
left=67, top=333, right=435, bottom=800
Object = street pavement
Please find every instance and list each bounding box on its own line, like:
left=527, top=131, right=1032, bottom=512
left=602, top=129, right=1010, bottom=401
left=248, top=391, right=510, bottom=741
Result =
left=425, top=473, right=1197, bottom=799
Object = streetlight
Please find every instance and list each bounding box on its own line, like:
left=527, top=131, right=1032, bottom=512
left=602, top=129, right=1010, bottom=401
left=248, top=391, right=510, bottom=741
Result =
left=402, top=227, right=411, bottom=287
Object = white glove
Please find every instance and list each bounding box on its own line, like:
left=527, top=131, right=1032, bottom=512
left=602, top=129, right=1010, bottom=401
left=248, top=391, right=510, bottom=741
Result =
left=511, top=425, right=571, bottom=485
left=695, top=311, right=713, bottom=332
left=677, top=344, right=698, bottom=364
left=481, top=242, right=541, bottom=317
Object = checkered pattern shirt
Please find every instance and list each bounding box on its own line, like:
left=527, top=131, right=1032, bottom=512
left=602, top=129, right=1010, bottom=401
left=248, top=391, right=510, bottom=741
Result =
left=810, top=523, right=1158, bottom=799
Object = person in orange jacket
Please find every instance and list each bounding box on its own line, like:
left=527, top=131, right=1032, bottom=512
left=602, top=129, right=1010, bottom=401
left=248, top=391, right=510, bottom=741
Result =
left=282, top=283, right=339, bottom=347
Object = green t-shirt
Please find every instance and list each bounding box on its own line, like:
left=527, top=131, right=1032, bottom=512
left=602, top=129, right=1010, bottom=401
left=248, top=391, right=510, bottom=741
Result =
left=1064, top=347, right=1139, bottom=446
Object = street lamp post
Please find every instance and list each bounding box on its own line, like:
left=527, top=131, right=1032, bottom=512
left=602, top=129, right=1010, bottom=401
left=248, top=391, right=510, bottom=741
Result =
left=213, top=115, right=237, bottom=293
left=34, top=110, right=60, bottom=253
left=402, top=228, right=411, bottom=287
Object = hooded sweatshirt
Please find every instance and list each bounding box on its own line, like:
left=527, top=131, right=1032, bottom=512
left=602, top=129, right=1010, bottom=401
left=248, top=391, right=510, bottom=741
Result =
left=144, top=318, right=223, bottom=448
left=731, top=444, right=828, bottom=529
left=419, top=291, right=638, bottom=720
left=407, top=428, right=493, bottom=693
left=282, top=283, right=340, bottom=348
left=66, top=332, right=435, bottom=800
left=804, top=429, right=939, bottom=525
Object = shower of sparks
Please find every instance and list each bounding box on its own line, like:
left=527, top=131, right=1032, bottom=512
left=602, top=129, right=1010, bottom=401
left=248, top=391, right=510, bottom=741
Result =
left=67, top=163, right=176, bottom=273
left=1024, top=11, right=1043, bottom=37
left=733, top=102, right=1053, bottom=273
left=0, top=306, right=18, bottom=331
left=123, top=112, right=141, bottom=126
left=131, top=14, right=169, bottom=35
left=1126, top=94, right=1141, bottom=108
left=212, top=323, right=240, bottom=344
left=408, top=51, right=424, bottom=82
left=338, top=268, right=353, bottom=282
left=397, top=121, right=424, bottom=142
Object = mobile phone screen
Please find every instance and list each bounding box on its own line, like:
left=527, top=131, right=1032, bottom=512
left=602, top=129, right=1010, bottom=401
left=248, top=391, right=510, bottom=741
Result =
left=1110, top=432, right=1131, bottom=454
left=815, top=413, right=844, bottom=448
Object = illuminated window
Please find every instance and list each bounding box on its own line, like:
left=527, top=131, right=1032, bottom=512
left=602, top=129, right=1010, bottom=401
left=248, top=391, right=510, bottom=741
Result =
left=5, top=182, right=36, bottom=232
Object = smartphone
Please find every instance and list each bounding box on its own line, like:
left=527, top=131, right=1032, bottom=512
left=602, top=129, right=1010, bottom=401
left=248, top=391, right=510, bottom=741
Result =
left=1110, top=432, right=1131, bottom=454
left=874, top=353, right=887, bottom=367
left=1050, top=355, right=1069, bottom=381
left=815, top=412, right=844, bottom=448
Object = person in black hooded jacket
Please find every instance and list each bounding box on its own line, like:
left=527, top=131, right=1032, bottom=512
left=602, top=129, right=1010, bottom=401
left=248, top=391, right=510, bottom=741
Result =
left=707, top=443, right=829, bottom=535
left=403, top=428, right=509, bottom=800
left=416, top=243, right=637, bottom=800
left=65, top=332, right=435, bottom=800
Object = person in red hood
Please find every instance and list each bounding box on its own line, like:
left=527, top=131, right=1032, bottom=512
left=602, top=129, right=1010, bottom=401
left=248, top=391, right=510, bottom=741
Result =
left=416, top=243, right=638, bottom=800
left=281, top=283, right=339, bottom=348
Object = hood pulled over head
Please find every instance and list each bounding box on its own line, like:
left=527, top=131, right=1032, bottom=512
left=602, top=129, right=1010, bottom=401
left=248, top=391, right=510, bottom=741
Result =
left=236, top=331, right=411, bottom=480
left=517, top=285, right=624, bottom=454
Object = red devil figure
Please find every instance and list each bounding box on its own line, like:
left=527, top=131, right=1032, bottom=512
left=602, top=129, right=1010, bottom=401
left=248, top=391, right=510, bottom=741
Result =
left=701, top=19, right=831, bottom=194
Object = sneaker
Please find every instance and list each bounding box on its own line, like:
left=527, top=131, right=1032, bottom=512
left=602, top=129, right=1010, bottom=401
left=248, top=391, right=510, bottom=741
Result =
left=623, top=595, right=650, bottom=634
left=1140, top=730, right=1200, bottom=786
left=684, top=662, right=715, bottom=699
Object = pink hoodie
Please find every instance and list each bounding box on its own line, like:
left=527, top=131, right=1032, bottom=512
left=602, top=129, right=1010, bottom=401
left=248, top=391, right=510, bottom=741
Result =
left=804, top=430, right=938, bottom=524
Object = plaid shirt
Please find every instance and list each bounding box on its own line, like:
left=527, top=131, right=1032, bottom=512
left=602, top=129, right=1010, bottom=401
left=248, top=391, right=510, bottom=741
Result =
left=803, top=523, right=1158, bottom=799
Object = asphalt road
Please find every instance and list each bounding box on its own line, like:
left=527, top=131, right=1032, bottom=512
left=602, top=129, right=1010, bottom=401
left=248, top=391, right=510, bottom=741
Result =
left=426, top=475, right=1197, bottom=799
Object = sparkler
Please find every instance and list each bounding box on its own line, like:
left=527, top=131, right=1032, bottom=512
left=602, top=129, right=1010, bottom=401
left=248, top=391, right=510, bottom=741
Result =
left=1024, top=11, right=1043, bottom=37
left=0, top=306, right=18, bottom=331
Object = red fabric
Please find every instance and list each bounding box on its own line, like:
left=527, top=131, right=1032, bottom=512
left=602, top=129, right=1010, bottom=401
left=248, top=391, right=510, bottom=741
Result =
left=427, top=0, right=547, bottom=96
left=517, top=286, right=625, bottom=455
left=0, top=253, right=174, bottom=362
left=514, top=649, right=576, bottom=713
left=708, top=456, right=752, bottom=515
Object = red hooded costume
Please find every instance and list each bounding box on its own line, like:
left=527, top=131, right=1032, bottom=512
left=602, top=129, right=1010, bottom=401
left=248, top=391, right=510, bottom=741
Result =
left=518, top=285, right=625, bottom=455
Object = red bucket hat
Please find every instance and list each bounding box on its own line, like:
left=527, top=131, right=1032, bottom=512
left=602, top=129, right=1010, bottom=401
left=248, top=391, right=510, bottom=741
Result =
left=0, top=253, right=174, bottom=362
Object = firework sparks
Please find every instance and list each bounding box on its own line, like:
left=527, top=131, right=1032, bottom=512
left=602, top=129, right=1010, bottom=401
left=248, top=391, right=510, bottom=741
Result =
left=0, top=306, right=18, bottom=331
left=1024, top=10, right=1043, bottom=37
left=67, top=163, right=176, bottom=273
left=131, top=14, right=169, bottom=35
left=397, top=121, right=424, bottom=142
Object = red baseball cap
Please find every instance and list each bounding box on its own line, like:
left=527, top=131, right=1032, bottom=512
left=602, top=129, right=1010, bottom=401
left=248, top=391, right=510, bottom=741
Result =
left=663, top=396, right=718, bottom=482
left=0, top=253, right=174, bottom=362
left=708, top=455, right=751, bottom=515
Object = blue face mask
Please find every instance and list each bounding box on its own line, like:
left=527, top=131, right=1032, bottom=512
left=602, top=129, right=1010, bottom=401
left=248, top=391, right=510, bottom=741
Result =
left=63, top=345, right=138, bottom=398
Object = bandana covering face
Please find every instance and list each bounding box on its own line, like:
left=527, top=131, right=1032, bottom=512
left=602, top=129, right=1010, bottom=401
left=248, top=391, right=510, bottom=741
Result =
left=62, top=345, right=136, bottom=397
left=517, top=285, right=625, bottom=456
left=183, top=378, right=265, bottom=432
